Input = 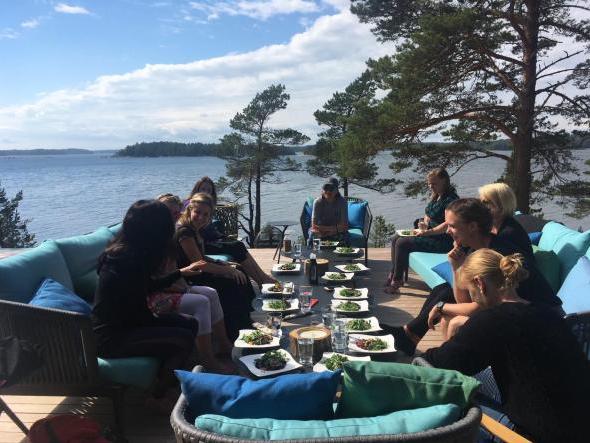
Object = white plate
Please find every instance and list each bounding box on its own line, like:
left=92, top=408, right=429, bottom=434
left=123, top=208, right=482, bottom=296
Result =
left=333, top=247, right=361, bottom=255
left=239, top=350, right=302, bottom=377
left=313, top=352, right=371, bottom=372
left=261, top=282, right=295, bottom=296
left=271, top=263, right=302, bottom=274
left=331, top=299, right=369, bottom=313
left=334, top=263, right=370, bottom=273
left=261, top=298, right=300, bottom=312
left=396, top=229, right=416, bottom=237
left=333, top=287, right=369, bottom=300
left=340, top=316, right=382, bottom=333
left=234, top=329, right=280, bottom=349
left=320, top=240, right=340, bottom=248
left=348, top=334, right=396, bottom=354
left=321, top=272, right=354, bottom=282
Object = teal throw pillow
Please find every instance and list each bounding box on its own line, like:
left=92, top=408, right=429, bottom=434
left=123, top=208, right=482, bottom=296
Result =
left=196, top=404, right=461, bottom=440
left=348, top=201, right=368, bottom=229
left=538, top=222, right=590, bottom=282
left=29, top=278, right=92, bottom=315
left=176, top=369, right=340, bottom=420
left=432, top=261, right=453, bottom=285
left=557, top=256, right=590, bottom=315
left=336, top=361, right=480, bottom=418
left=532, top=245, right=561, bottom=293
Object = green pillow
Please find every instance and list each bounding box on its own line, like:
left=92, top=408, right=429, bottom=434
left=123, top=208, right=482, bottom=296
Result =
left=336, top=362, right=480, bottom=418
left=532, top=245, right=561, bottom=293
left=196, top=404, right=461, bottom=440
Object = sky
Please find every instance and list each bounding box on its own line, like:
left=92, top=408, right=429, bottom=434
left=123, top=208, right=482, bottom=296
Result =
left=0, top=0, right=395, bottom=149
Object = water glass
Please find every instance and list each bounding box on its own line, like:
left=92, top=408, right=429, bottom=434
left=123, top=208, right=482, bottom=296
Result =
left=292, top=243, right=302, bottom=261
left=322, top=309, right=337, bottom=328
left=312, top=238, right=321, bottom=253
left=299, top=286, right=313, bottom=314
left=297, top=336, right=314, bottom=366
left=267, top=314, right=282, bottom=337
left=331, top=319, right=348, bottom=354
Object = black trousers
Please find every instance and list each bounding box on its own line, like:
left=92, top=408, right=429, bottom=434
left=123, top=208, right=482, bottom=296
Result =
left=407, top=283, right=455, bottom=338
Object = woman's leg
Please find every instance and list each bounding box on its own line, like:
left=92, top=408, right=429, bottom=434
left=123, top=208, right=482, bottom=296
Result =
left=240, top=254, right=275, bottom=285
left=189, top=286, right=232, bottom=354
left=387, top=235, right=400, bottom=286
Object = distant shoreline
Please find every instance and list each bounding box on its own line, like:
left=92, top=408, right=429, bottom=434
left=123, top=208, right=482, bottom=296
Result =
left=0, top=148, right=116, bottom=156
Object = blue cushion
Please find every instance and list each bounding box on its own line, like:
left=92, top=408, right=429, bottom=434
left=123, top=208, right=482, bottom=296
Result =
left=97, top=357, right=159, bottom=389
left=538, top=222, right=590, bottom=283
left=0, top=240, right=73, bottom=303
left=196, top=404, right=461, bottom=440
left=55, top=227, right=114, bottom=301
left=557, top=256, right=590, bottom=315
left=432, top=261, right=454, bottom=285
left=348, top=201, right=368, bottom=229
left=175, top=370, right=340, bottom=420
left=348, top=228, right=365, bottom=248
left=108, top=223, right=122, bottom=236
left=528, top=231, right=542, bottom=245
left=409, top=252, right=448, bottom=289
left=29, top=278, right=92, bottom=315
left=205, top=254, right=233, bottom=262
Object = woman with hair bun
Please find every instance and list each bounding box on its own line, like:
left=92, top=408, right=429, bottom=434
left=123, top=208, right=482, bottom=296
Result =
left=423, top=249, right=589, bottom=443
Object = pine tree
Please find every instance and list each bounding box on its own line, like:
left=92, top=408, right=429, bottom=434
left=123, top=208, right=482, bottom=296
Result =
left=0, top=181, right=36, bottom=248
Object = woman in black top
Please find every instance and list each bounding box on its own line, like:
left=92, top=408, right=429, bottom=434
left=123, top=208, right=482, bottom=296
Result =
left=479, top=182, right=533, bottom=260
left=386, top=168, right=458, bottom=293
left=92, top=200, right=205, bottom=401
left=175, top=193, right=255, bottom=340
left=424, top=249, right=589, bottom=442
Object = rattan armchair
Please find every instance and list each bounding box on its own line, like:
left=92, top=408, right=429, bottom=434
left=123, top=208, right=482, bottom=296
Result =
left=0, top=299, right=126, bottom=434
left=171, top=365, right=481, bottom=443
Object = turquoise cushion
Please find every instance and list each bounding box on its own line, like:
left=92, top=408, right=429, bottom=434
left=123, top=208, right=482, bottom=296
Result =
left=557, top=256, right=590, bottom=315
left=55, top=227, right=114, bottom=301
left=532, top=245, right=561, bottom=293
left=176, top=370, right=341, bottom=420
left=337, top=362, right=480, bottom=419
left=409, top=252, right=448, bottom=289
left=432, top=261, right=453, bottom=285
left=196, top=404, right=461, bottom=440
left=29, top=278, right=92, bottom=315
left=348, top=228, right=365, bottom=248
left=205, top=254, right=233, bottom=262
left=0, top=240, right=73, bottom=303
left=108, top=223, right=122, bottom=236
left=97, top=357, right=159, bottom=389
left=348, top=201, right=368, bottom=229
left=539, top=222, right=590, bottom=283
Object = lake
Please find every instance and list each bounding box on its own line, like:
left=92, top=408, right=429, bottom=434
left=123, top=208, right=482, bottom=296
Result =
left=1, top=150, right=589, bottom=242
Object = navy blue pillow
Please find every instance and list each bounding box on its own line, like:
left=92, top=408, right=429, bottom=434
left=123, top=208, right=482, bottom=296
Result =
left=175, top=369, right=340, bottom=420
left=528, top=231, right=542, bottom=245
left=29, top=278, right=92, bottom=315
left=432, top=261, right=454, bottom=285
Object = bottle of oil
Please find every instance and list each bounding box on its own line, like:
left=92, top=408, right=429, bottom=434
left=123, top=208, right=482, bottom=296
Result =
left=308, top=252, right=318, bottom=284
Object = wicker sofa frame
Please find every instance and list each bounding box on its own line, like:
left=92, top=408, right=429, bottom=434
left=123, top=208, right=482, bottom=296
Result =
left=171, top=366, right=481, bottom=443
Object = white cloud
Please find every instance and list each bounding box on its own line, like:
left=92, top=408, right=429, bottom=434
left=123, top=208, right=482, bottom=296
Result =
left=189, top=0, right=320, bottom=21
left=0, top=28, right=19, bottom=39
left=54, top=3, right=91, bottom=15
left=21, top=18, right=40, bottom=29
left=0, top=9, right=394, bottom=149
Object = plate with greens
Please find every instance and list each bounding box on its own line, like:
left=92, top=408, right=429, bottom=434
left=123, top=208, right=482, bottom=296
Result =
left=313, top=352, right=371, bottom=372
left=335, top=263, right=370, bottom=273
left=331, top=300, right=369, bottom=313
left=261, top=282, right=295, bottom=296
left=396, top=229, right=416, bottom=237
left=333, top=287, right=368, bottom=300
left=240, top=350, right=302, bottom=377
left=262, top=298, right=299, bottom=313
left=321, top=272, right=354, bottom=282
left=348, top=334, right=396, bottom=354
left=333, top=247, right=360, bottom=255
left=234, top=329, right=280, bottom=349
left=271, top=263, right=302, bottom=274
left=339, top=316, right=382, bottom=333
left=320, top=240, right=340, bottom=248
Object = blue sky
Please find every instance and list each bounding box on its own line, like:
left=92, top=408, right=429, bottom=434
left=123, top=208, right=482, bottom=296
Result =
left=0, top=0, right=394, bottom=148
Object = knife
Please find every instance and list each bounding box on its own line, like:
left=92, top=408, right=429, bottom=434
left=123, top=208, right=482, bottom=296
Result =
left=283, top=311, right=314, bottom=320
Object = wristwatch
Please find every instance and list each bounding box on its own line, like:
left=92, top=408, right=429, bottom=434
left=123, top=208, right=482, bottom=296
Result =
left=436, top=301, right=445, bottom=314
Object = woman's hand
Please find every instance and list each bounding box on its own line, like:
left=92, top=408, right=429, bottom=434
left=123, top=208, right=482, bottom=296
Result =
left=447, top=242, right=466, bottom=270
left=415, top=228, right=428, bottom=237
left=428, top=306, right=442, bottom=330
left=180, top=260, right=207, bottom=277
left=417, top=219, right=429, bottom=231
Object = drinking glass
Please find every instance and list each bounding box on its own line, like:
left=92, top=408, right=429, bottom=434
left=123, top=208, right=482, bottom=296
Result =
left=312, top=238, right=321, bottom=253
left=299, top=286, right=313, bottom=314
left=267, top=314, right=282, bottom=337
left=292, top=243, right=302, bottom=262
left=297, top=336, right=314, bottom=366
left=322, top=308, right=337, bottom=328
left=331, top=319, right=348, bottom=354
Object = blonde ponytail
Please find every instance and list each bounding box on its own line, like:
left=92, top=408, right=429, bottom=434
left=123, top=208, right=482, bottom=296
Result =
left=499, top=253, right=529, bottom=290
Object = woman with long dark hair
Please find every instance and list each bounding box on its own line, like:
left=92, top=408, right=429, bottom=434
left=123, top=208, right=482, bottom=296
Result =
left=385, top=167, right=459, bottom=293
left=92, top=200, right=205, bottom=407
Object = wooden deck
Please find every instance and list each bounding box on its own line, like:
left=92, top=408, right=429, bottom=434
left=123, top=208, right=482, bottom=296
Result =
left=0, top=248, right=443, bottom=443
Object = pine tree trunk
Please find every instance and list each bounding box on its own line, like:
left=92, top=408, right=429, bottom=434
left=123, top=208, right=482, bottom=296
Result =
left=255, top=161, right=261, bottom=240
left=342, top=177, right=349, bottom=197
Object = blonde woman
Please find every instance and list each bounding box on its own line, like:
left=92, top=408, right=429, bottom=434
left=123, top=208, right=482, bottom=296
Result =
left=423, top=249, right=588, bottom=442
left=478, top=183, right=533, bottom=259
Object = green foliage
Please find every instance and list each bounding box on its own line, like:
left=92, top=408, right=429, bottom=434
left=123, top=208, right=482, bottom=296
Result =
left=308, top=71, right=399, bottom=195
left=0, top=181, right=36, bottom=248
left=369, top=215, right=396, bottom=248
left=117, top=141, right=222, bottom=157
left=219, top=84, right=310, bottom=244
left=349, top=0, right=590, bottom=217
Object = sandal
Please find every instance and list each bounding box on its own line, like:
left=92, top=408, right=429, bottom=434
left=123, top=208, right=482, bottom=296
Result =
left=384, top=279, right=403, bottom=294
left=384, top=272, right=394, bottom=287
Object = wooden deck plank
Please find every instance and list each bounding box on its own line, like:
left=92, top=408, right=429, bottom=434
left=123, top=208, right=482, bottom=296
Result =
left=0, top=247, right=441, bottom=442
